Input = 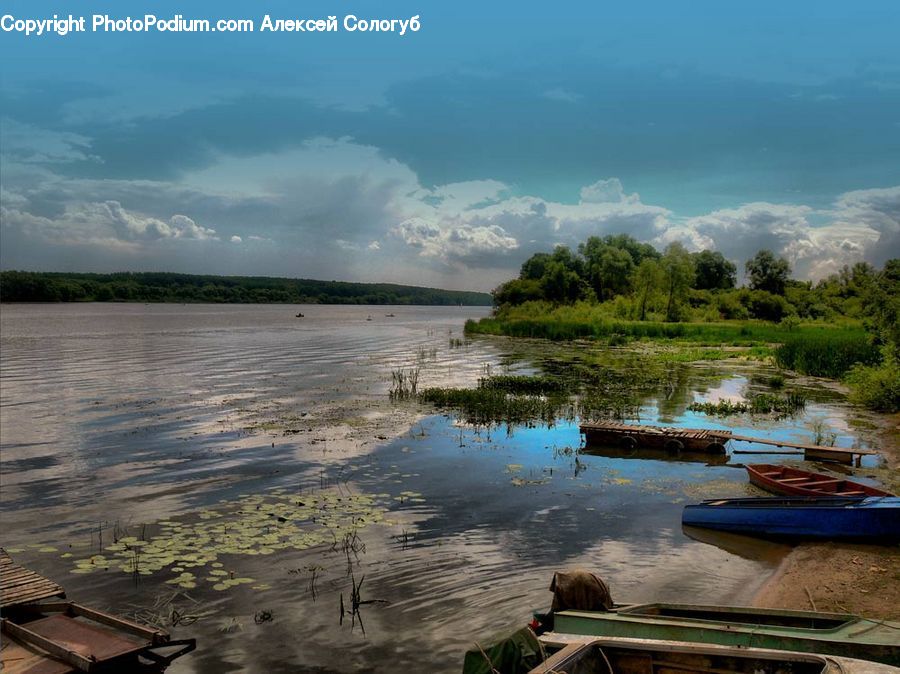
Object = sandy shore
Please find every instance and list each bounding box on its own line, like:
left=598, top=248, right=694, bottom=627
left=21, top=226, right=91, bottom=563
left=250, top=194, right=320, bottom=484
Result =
left=752, top=412, right=900, bottom=619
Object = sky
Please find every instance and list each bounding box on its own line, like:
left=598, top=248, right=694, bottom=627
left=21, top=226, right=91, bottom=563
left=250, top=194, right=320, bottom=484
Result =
left=1, top=1, right=899, bottom=291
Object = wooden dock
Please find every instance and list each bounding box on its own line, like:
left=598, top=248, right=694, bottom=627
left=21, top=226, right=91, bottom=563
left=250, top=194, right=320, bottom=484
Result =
left=1, top=548, right=65, bottom=610
left=580, top=422, right=877, bottom=465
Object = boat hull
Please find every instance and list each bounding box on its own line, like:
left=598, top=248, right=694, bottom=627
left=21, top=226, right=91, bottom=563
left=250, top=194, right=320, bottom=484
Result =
left=682, top=496, right=900, bottom=542
left=547, top=603, right=900, bottom=665
left=532, top=636, right=900, bottom=674
left=746, top=463, right=893, bottom=498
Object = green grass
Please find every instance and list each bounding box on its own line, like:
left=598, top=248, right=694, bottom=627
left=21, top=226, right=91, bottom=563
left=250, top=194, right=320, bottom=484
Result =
left=465, top=304, right=864, bottom=347
left=774, top=333, right=880, bottom=378
left=688, top=392, right=807, bottom=417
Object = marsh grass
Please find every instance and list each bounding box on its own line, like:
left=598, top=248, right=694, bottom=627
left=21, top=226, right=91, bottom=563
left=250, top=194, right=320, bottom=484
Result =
left=688, top=392, right=807, bottom=417
left=389, top=368, right=420, bottom=401
left=775, top=334, right=880, bottom=378
left=466, top=303, right=866, bottom=347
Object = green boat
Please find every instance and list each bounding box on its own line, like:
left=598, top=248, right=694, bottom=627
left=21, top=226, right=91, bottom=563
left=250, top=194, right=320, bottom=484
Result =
left=537, top=603, right=900, bottom=665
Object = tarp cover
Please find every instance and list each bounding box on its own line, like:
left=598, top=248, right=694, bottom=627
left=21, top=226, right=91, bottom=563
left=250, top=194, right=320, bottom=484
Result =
left=549, top=569, right=613, bottom=612
left=462, top=626, right=542, bottom=674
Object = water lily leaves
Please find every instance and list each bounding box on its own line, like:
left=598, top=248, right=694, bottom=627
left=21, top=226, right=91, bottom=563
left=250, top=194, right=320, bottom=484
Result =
left=49, top=487, right=393, bottom=595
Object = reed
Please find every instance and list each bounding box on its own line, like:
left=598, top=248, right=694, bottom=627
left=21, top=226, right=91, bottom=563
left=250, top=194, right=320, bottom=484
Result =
left=774, top=333, right=880, bottom=378
left=687, top=391, right=806, bottom=417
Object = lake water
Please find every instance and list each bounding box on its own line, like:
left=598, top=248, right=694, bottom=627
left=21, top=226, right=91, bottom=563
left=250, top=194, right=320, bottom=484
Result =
left=0, top=304, right=882, bottom=672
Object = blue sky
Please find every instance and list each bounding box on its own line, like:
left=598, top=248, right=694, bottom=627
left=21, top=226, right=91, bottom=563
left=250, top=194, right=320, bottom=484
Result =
left=2, top=1, right=899, bottom=290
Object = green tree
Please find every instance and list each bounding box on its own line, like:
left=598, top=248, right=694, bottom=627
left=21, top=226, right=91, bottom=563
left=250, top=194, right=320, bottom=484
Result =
left=746, top=250, right=791, bottom=295
left=492, top=278, right=543, bottom=306
left=692, top=250, right=736, bottom=290
left=632, top=258, right=663, bottom=320
left=660, top=242, right=695, bottom=322
left=520, top=253, right=553, bottom=281
left=540, top=260, right=585, bottom=304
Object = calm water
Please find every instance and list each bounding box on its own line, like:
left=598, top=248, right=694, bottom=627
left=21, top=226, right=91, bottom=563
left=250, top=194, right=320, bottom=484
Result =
left=0, top=304, right=881, bottom=673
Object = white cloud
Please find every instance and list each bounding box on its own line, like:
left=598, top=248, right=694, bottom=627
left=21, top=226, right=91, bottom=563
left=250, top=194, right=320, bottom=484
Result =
left=0, top=198, right=217, bottom=251
left=1, top=135, right=896, bottom=286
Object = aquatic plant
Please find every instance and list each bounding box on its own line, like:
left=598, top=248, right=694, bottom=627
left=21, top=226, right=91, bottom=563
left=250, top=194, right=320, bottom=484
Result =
left=478, top=374, right=568, bottom=395
left=687, top=392, right=807, bottom=417
left=389, top=367, right=420, bottom=401
left=57, top=488, right=395, bottom=592
left=808, top=418, right=838, bottom=447
left=775, top=333, right=880, bottom=378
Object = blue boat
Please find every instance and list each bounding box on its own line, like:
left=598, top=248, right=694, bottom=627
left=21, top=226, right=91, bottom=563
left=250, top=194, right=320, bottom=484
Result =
left=682, top=496, right=900, bottom=542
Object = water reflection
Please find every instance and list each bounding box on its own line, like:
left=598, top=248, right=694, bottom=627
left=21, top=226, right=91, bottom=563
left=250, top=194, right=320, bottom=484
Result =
left=0, top=304, right=885, bottom=673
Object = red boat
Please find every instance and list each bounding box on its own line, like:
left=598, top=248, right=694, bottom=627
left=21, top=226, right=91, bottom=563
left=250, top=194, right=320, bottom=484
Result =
left=746, top=463, right=894, bottom=498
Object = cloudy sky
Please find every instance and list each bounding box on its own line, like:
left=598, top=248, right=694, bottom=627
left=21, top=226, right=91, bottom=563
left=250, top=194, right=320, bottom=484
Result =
left=2, top=0, right=899, bottom=291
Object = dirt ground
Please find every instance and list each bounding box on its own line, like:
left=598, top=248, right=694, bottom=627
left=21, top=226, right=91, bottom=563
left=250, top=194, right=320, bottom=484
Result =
left=752, top=412, right=900, bottom=620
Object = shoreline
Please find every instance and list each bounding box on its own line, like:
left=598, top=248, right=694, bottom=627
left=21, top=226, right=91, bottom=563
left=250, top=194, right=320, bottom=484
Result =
left=751, top=412, right=900, bottom=619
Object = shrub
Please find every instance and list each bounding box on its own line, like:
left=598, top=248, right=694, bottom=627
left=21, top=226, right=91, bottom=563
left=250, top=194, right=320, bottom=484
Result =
left=845, top=354, right=900, bottom=412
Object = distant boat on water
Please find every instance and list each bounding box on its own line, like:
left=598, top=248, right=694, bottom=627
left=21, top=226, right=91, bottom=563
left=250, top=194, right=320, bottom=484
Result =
left=295, top=312, right=304, bottom=318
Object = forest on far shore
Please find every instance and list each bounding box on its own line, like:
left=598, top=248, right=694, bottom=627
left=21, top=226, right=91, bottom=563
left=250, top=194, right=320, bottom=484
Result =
left=0, top=271, right=493, bottom=306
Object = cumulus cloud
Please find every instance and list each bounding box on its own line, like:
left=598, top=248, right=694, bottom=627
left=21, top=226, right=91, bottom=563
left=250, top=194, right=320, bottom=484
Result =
left=1, top=134, right=896, bottom=287
left=1, top=197, right=217, bottom=252
left=662, top=196, right=896, bottom=280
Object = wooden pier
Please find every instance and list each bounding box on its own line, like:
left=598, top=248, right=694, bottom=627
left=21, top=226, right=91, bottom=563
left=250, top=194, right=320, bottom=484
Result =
left=1, top=548, right=65, bottom=610
left=580, top=422, right=877, bottom=465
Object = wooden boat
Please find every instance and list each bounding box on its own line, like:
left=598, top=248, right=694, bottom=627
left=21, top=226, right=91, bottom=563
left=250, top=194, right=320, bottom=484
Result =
left=1, top=549, right=194, bottom=673
left=746, top=463, right=893, bottom=497
left=682, top=496, right=900, bottom=541
left=531, top=635, right=900, bottom=674
left=534, top=603, right=900, bottom=665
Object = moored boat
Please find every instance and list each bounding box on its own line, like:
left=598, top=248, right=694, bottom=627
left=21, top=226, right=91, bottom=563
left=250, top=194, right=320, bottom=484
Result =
left=682, top=496, right=900, bottom=542
left=746, top=463, right=893, bottom=497
left=536, top=602, right=900, bottom=665
left=531, top=636, right=900, bottom=674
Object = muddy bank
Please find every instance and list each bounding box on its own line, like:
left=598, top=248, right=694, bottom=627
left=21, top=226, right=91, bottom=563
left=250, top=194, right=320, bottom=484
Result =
left=753, top=412, right=900, bottom=619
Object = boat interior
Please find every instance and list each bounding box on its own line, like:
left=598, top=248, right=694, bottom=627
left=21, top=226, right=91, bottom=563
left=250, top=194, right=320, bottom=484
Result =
left=618, top=604, right=853, bottom=630
left=530, top=639, right=831, bottom=674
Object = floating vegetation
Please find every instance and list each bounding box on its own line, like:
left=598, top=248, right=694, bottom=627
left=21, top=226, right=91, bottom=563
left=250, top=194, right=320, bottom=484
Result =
left=688, top=392, right=807, bottom=417
left=51, top=488, right=397, bottom=593
left=478, top=374, right=569, bottom=395
left=419, top=386, right=571, bottom=426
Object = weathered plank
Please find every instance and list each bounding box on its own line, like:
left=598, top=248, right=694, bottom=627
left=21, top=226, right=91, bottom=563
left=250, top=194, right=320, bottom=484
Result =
left=0, top=548, right=65, bottom=610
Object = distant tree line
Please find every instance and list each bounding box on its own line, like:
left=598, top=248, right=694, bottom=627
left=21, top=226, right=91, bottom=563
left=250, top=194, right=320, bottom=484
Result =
left=492, top=234, right=898, bottom=324
left=0, top=271, right=493, bottom=306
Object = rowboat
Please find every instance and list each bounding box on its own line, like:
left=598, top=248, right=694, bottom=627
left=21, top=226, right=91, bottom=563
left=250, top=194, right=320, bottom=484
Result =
left=1, top=549, right=194, bottom=673
left=531, top=635, right=900, bottom=674
left=681, top=496, right=900, bottom=541
left=534, top=603, right=900, bottom=665
left=746, top=463, right=893, bottom=497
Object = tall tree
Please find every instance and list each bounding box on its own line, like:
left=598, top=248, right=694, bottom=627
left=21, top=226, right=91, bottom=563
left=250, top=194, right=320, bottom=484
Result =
left=692, top=250, right=737, bottom=290
left=660, top=243, right=695, bottom=322
left=746, top=250, right=791, bottom=295
left=519, top=253, right=553, bottom=281
left=632, top=258, right=663, bottom=321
